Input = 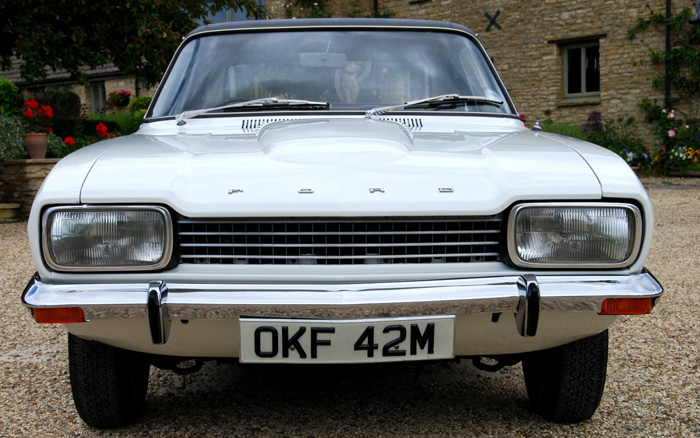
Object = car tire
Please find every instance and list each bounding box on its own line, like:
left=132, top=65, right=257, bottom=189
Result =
left=68, top=333, right=150, bottom=428
left=522, top=329, right=608, bottom=423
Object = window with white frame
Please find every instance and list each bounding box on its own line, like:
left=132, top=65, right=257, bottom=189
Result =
left=563, top=41, right=600, bottom=98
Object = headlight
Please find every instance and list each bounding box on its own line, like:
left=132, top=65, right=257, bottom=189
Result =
left=508, top=203, right=642, bottom=268
left=42, top=206, right=172, bottom=272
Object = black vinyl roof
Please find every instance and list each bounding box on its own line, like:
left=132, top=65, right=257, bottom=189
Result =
left=187, top=18, right=475, bottom=38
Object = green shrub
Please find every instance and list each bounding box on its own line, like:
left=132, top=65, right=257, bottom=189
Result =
left=48, top=133, right=86, bottom=158
left=581, top=111, right=649, bottom=167
left=129, top=109, right=147, bottom=130
left=43, top=88, right=82, bottom=119
left=47, top=132, right=66, bottom=157
left=87, top=113, right=135, bottom=134
left=129, top=96, right=152, bottom=131
left=51, top=118, right=85, bottom=139
left=0, top=116, right=28, bottom=160
left=542, top=112, right=649, bottom=167
left=541, top=121, right=585, bottom=139
left=129, top=96, right=152, bottom=114
left=0, top=79, right=20, bottom=117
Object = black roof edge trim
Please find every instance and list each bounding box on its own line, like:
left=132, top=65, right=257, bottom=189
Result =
left=187, top=18, right=475, bottom=38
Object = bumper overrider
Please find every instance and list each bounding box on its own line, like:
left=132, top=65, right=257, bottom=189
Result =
left=22, top=271, right=663, bottom=357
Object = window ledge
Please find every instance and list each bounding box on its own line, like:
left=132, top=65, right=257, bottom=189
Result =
left=557, top=98, right=601, bottom=108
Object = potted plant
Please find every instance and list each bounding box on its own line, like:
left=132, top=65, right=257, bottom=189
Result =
left=107, top=89, right=131, bottom=108
left=23, top=99, right=53, bottom=159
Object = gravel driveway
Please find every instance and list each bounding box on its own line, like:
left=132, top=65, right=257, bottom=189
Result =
left=1, top=176, right=698, bottom=437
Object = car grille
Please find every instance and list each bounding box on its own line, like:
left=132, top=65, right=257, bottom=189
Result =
left=177, top=216, right=503, bottom=265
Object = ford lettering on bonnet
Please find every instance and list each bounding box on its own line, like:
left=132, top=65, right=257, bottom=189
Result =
left=22, top=18, right=663, bottom=428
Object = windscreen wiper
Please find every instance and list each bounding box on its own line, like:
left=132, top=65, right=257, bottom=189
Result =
left=365, top=94, right=503, bottom=118
left=176, top=98, right=330, bottom=125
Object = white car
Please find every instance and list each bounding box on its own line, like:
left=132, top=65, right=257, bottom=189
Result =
left=22, top=19, right=663, bottom=428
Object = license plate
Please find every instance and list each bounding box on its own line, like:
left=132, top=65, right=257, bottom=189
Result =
left=239, top=316, right=455, bottom=364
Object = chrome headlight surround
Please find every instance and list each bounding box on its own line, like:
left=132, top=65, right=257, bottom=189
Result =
left=42, top=205, right=173, bottom=272
left=507, top=202, right=642, bottom=269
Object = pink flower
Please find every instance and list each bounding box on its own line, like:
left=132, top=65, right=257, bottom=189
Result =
left=668, top=130, right=676, bottom=138
left=669, top=110, right=675, bottom=119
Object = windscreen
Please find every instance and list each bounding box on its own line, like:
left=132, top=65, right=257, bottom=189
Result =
left=149, top=29, right=514, bottom=117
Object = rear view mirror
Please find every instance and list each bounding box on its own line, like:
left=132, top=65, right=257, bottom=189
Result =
left=299, top=52, right=348, bottom=68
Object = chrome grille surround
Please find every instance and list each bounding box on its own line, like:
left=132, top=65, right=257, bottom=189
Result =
left=177, top=216, right=502, bottom=265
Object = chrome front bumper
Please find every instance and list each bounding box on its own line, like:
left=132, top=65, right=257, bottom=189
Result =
left=23, top=271, right=663, bottom=347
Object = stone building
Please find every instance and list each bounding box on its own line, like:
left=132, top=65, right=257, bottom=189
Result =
left=0, top=59, right=157, bottom=115
left=267, top=0, right=699, bottom=137
left=3, top=1, right=697, bottom=138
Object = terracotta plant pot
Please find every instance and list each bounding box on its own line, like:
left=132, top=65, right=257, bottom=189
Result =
left=24, top=133, right=48, bottom=159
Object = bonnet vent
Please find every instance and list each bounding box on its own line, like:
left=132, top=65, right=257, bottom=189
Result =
left=378, top=117, right=423, bottom=131
left=241, top=117, right=423, bottom=133
left=241, top=118, right=302, bottom=133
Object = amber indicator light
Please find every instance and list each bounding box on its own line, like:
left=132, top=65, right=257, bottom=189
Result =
left=33, top=307, right=86, bottom=324
left=599, top=298, right=654, bottom=315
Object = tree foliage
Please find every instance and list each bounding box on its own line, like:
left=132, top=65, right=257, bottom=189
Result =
left=627, top=5, right=700, bottom=157
left=0, top=0, right=267, bottom=85
left=627, top=5, right=700, bottom=101
left=0, top=78, right=20, bottom=116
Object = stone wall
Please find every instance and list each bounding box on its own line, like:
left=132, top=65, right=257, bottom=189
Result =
left=104, top=77, right=158, bottom=111
left=21, top=76, right=157, bottom=115
left=411, top=0, right=669, bottom=130
left=95, top=77, right=157, bottom=114
left=266, top=0, right=699, bottom=147
left=0, top=159, right=60, bottom=218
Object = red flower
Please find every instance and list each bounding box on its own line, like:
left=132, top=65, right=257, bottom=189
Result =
left=107, top=89, right=131, bottom=107
left=64, top=137, right=76, bottom=146
left=23, top=100, right=52, bottom=132
left=49, top=127, right=53, bottom=133
left=96, top=123, right=109, bottom=137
